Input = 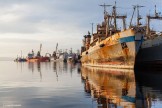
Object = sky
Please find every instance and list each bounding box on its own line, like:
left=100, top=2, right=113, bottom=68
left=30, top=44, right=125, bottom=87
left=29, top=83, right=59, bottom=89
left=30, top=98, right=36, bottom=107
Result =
left=0, top=0, right=162, bottom=58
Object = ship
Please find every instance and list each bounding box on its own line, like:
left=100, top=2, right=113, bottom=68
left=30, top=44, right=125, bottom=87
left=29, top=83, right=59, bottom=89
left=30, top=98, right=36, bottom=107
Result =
left=81, top=4, right=145, bottom=69
left=14, top=57, right=27, bottom=62
left=50, top=51, right=68, bottom=62
left=27, top=56, right=50, bottom=62
left=50, top=43, right=68, bottom=62
left=27, top=44, right=50, bottom=62
left=136, top=5, right=162, bottom=65
left=14, top=50, right=27, bottom=62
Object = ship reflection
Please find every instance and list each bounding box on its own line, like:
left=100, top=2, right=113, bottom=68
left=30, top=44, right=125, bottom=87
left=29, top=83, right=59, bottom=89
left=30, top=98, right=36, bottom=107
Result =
left=27, top=62, right=77, bottom=80
left=135, top=68, right=162, bottom=108
left=28, top=62, right=34, bottom=73
left=37, top=62, right=42, bottom=80
left=28, top=62, right=43, bottom=80
left=81, top=67, right=135, bottom=108
left=81, top=66, right=162, bottom=108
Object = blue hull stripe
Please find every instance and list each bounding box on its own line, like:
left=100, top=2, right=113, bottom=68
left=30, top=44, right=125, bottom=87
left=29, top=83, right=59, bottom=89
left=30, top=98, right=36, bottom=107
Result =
left=119, top=36, right=135, bottom=43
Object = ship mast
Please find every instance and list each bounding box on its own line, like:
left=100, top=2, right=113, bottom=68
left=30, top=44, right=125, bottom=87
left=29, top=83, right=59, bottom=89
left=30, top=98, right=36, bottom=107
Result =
left=136, top=5, right=144, bottom=27
left=146, top=5, right=162, bottom=35
left=99, top=3, right=112, bottom=15
left=55, top=43, right=58, bottom=53
left=110, top=2, right=127, bottom=31
left=21, top=50, right=22, bottom=58
left=90, top=23, right=94, bottom=35
left=130, top=6, right=136, bottom=27
left=130, top=5, right=144, bottom=27
left=113, top=1, right=117, bottom=31
left=40, top=44, right=42, bottom=54
left=99, top=3, right=112, bottom=37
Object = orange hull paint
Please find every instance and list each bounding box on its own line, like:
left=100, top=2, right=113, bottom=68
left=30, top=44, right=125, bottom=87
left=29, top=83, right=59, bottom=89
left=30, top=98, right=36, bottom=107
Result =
left=27, top=57, right=50, bottom=62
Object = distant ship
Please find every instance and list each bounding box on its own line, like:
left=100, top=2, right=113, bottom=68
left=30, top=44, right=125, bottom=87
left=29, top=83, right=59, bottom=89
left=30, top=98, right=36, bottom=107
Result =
left=14, top=50, right=27, bottom=62
left=14, top=58, right=27, bottom=62
left=27, top=51, right=50, bottom=62
left=50, top=51, right=68, bottom=62
left=136, top=5, right=162, bottom=65
left=27, top=44, right=50, bottom=62
left=81, top=4, right=145, bottom=69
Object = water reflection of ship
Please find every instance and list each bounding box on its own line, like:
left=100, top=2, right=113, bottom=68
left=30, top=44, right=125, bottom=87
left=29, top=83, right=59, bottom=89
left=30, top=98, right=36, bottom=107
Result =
left=28, top=62, right=35, bottom=73
left=135, top=68, right=162, bottom=108
left=28, top=62, right=42, bottom=80
left=53, top=61, right=68, bottom=72
left=16, top=62, right=25, bottom=72
left=52, top=61, right=77, bottom=78
left=81, top=66, right=135, bottom=108
left=53, top=62, right=59, bottom=81
left=37, top=62, right=42, bottom=80
left=81, top=66, right=162, bottom=108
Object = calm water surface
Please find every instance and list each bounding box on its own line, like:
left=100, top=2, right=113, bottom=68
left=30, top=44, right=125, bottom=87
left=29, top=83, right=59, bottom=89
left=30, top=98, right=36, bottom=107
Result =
left=0, top=61, right=162, bottom=108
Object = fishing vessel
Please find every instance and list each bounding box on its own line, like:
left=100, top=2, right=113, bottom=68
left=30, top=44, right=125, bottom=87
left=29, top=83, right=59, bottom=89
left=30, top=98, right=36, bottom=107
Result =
left=81, top=4, right=145, bottom=69
left=14, top=50, right=27, bottom=62
left=14, top=58, right=27, bottom=62
left=50, top=43, right=68, bottom=62
left=27, top=56, right=50, bottom=62
left=136, top=5, right=162, bottom=65
left=27, top=44, right=50, bottom=62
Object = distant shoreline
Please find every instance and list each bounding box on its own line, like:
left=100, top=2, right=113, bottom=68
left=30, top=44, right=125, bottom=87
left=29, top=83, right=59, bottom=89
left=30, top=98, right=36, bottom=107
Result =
left=0, top=57, right=14, bottom=61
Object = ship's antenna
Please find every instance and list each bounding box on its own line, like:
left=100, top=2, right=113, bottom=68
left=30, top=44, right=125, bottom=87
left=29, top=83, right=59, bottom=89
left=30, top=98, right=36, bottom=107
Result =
left=99, top=3, right=112, bottom=15
left=21, top=50, right=22, bottom=58
left=90, top=23, right=94, bottom=35
left=155, top=5, right=156, bottom=16
left=40, top=43, right=42, bottom=54
left=55, top=43, right=58, bottom=53
left=155, top=5, right=158, bottom=17
left=129, top=6, right=136, bottom=27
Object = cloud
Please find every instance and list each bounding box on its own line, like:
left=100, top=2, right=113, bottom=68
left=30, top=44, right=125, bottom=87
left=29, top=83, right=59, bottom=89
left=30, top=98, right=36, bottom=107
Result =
left=0, top=0, right=162, bottom=57
left=0, top=38, right=41, bottom=44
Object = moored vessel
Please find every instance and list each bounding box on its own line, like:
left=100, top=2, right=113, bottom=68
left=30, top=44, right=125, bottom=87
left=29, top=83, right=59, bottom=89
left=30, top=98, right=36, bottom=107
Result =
left=136, top=5, right=162, bottom=65
left=14, top=50, right=27, bottom=62
left=81, top=4, right=145, bottom=69
left=27, top=44, right=50, bottom=62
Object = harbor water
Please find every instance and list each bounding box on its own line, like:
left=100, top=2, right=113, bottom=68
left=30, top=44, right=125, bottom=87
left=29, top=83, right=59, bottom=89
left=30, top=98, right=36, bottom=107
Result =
left=0, top=61, right=162, bottom=108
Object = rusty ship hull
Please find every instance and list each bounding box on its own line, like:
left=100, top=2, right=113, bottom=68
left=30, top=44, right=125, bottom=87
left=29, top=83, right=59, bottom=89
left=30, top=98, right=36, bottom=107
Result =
left=81, top=29, right=143, bottom=69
